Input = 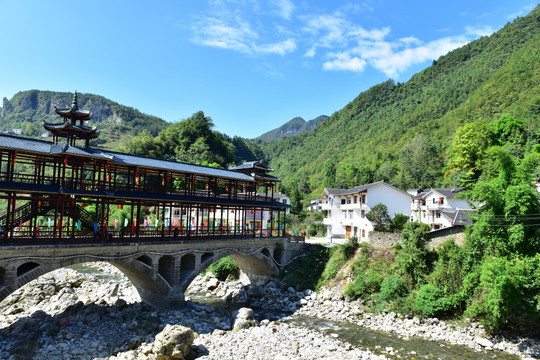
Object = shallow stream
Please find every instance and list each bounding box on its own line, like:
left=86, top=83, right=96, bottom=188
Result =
left=188, top=292, right=519, bottom=360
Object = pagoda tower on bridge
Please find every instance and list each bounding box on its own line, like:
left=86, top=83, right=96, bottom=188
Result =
left=43, top=91, right=98, bottom=147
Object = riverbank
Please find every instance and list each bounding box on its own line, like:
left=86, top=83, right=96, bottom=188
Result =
left=0, top=262, right=538, bottom=359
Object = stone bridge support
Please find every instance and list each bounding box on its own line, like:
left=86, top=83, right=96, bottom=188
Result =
left=0, top=238, right=304, bottom=310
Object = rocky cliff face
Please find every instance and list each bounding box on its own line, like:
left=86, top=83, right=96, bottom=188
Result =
left=1, top=90, right=168, bottom=142
left=4, top=90, right=123, bottom=123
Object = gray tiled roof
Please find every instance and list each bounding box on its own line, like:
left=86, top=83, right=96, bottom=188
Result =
left=323, top=181, right=384, bottom=196
left=0, top=134, right=255, bottom=181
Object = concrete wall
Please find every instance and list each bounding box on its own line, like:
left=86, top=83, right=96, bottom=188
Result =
left=368, top=231, right=402, bottom=249
left=426, top=226, right=466, bottom=250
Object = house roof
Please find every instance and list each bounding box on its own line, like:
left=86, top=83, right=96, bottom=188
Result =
left=322, top=181, right=411, bottom=198
left=411, top=187, right=465, bottom=200
left=228, top=160, right=274, bottom=172
left=0, top=134, right=257, bottom=182
left=452, top=209, right=474, bottom=226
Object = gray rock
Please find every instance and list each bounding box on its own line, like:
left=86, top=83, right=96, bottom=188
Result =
left=152, top=324, right=194, bottom=360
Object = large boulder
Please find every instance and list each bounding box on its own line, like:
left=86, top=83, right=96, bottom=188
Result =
left=206, top=277, right=220, bottom=291
left=152, top=324, right=194, bottom=360
left=232, top=307, right=256, bottom=332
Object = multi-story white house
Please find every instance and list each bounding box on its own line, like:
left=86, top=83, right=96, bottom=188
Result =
left=307, top=197, right=329, bottom=212
left=322, top=181, right=412, bottom=242
left=408, top=188, right=473, bottom=230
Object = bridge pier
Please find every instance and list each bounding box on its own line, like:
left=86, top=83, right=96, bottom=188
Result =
left=0, top=238, right=305, bottom=310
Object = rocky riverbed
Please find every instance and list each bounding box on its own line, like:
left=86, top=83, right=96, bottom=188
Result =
left=0, top=262, right=538, bottom=359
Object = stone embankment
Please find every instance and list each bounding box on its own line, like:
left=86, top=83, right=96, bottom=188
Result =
left=0, top=262, right=538, bottom=359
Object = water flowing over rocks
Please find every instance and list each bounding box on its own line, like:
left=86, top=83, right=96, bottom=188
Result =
left=0, top=262, right=538, bottom=359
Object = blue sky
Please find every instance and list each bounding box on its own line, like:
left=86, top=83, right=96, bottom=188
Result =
left=0, top=1, right=535, bottom=138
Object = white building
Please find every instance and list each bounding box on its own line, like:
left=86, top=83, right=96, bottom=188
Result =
left=270, top=192, right=291, bottom=214
left=322, top=181, right=412, bottom=242
left=408, top=188, right=473, bottom=231
left=307, top=197, right=329, bottom=212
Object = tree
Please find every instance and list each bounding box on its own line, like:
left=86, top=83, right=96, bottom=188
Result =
left=366, top=203, right=391, bottom=231
left=448, top=121, right=491, bottom=185
left=395, top=222, right=430, bottom=286
left=323, top=160, right=336, bottom=188
left=398, top=134, right=442, bottom=188
left=128, top=111, right=236, bottom=167
left=465, top=147, right=540, bottom=261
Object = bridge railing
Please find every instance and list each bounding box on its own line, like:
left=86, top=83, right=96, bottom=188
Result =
left=284, top=231, right=305, bottom=243
left=0, top=228, right=289, bottom=247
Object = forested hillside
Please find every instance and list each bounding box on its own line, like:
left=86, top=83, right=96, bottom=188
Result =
left=262, top=5, right=540, bottom=196
left=1, top=90, right=168, bottom=150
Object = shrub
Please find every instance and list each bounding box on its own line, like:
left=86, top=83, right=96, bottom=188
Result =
left=428, top=240, right=465, bottom=304
left=345, top=271, right=383, bottom=300
left=343, top=237, right=359, bottom=259
left=390, top=213, right=409, bottom=232
left=378, top=275, right=408, bottom=301
left=208, top=257, right=239, bottom=281
left=464, top=255, right=540, bottom=333
left=414, top=284, right=450, bottom=317
left=349, top=243, right=371, bottom=276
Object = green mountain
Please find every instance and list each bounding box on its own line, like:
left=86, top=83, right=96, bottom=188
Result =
left=1, top=90, right=168, bottom=150
left=261, top=5, right=540, bottom=195
left=255, top=115, right=328, bottom=141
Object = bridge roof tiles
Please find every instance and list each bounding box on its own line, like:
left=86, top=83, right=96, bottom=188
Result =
left=0, top=134, right=255, bottom=182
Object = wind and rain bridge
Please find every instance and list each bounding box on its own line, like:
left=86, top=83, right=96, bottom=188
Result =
left=0, top=93, right=304, bottom=309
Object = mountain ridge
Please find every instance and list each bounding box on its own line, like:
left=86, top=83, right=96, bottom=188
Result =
left=255, top=115, right=328, bottom=141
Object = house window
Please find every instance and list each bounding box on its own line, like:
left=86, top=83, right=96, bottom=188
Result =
left=349, top=210, right=353, bottom=219
left=282, top=199, right=288, bottom=204
left=353, top=196, right=357, bottom=203
left=341, top=198, right=346, bottom=205
left=361, top=195, right=366, bottom=203
left=361, top=210, right=365, bottom=218
left=347, top=197, right=352, bottom=204
left=433, top=198, right=437, bottom=204
left=361, top=229, right=365, bottom=238
left=342, top=210, right=347, bottom=218
left=436, top=212, right=441, bottom=219
left=423, top=211, right=426, bottom=218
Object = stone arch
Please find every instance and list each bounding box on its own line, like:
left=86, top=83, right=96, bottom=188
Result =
left=136, top=255, right=152, bottom=268
left=262, top=247, right=271, bottom=258
left=180, top=253, right=196, bottom=284
left=17, top=261, right=40, bottom=277
left=201, top=252, right=214, bottom=265
left=180, top=248, right=279, bottom=292
left=273, top=247, right=283, bottom=265
left=158, top=255, right=175, bottom=287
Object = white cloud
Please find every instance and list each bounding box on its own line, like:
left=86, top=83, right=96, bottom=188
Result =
left=323, top=53, right=367, bottom=72
left=189, top=1, right=482, bottom=76
left=323, top=36, right=469, bottom=77
left=465, top=25, right=494, bottom=37
left=192, top=16, right=257, bottom=54
left=273, top=0, right=294, bottom=20
left=255, top=39, right=297, bottom=55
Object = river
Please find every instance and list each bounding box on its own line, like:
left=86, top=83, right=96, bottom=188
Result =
left=187, top=291, right=519, bottom=360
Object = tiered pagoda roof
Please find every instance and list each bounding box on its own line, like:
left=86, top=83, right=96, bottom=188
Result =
left=43, top=91, right=98, bottom=147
